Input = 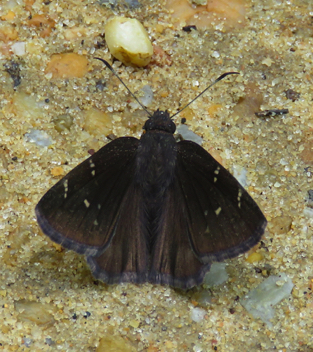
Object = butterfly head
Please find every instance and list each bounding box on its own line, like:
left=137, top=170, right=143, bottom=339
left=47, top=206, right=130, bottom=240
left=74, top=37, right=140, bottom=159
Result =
left=143, top=109, right=176, bottom=134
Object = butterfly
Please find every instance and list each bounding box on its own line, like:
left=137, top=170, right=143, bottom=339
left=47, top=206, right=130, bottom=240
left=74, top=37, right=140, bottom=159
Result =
left=35, top=60, right=267, bottom=289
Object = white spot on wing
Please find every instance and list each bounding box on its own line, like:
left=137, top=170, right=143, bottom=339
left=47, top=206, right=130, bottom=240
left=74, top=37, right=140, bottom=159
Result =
left=84, top=199, right=90, bottom=208
left=63, top=179, right=69, bottom=198
left=215, top=207, right=222, bottom=216
left=237, top=188, right=242, bottom=208
left=214, top=167, right=220, bottom=175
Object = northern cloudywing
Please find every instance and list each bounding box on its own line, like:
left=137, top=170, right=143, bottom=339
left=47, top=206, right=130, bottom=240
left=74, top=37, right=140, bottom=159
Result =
left=35, top=60, right=267, bottom=289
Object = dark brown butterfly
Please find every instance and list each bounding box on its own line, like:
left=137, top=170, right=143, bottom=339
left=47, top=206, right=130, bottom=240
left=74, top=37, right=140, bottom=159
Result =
left=35, top=60, right=267, bottom=289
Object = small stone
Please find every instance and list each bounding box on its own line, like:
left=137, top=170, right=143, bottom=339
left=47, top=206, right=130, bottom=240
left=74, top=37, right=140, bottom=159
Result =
left=11, top=42, right=26, bottom=56
left=261, top=57, right=274, bottom=67
left=203, top=262, right=228, bottom=286
left=97, top=334, right=136, bottom=352
left=105, top=17, right=153, bottom=67
left=176, top=124, right=203, bottom=145
left=269, top=215, right=292, bottom=235
left=246, top=252, right=263, bottom=264
left=82, top=108, right=113, bottom=137
left=190, top=307, right=206, bottom=323
left=51, top=166, right=65, bottom=177
left=241, top=273, right=294, bottom=327
left=285, top=89, right=300, bottom=102
left=15, top=300, right=56, bottom=327
left=25, top=129, right=53, bottom=147
left=53, top=114, right=74, bottom=132
left=129, top=319, right=140, bottom=328
left=165, top=0, right=246, bottom=30
left=139, top=85, right=154, bottom=107
left=45, top=53, right=89, bottom=78
left=12, top=92, right=43, bottom=121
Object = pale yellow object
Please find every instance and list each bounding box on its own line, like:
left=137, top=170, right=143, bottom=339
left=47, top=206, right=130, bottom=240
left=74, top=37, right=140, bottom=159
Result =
left=104, top=17, right=153, bottom=67
left=82, top=108, right=113, bottom=137
left=246, top=252, right=263, bottom=264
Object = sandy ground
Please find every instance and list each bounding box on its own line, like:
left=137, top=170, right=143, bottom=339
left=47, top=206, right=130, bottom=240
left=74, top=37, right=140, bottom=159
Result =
left=0, top=0, right=313, bottom=351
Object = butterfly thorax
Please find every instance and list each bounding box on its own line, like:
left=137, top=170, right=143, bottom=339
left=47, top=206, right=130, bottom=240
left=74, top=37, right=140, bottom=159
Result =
left=138, top=110, right=177, bottom=193
left=136, top=124, right=177, bottom=243
left=136, top=129, right=177, bottom=195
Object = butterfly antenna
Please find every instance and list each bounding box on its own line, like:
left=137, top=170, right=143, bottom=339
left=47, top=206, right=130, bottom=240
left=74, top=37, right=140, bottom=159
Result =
left=170, top=72, right=240, bottom=119
left=95, top=57, right=153, bottom=117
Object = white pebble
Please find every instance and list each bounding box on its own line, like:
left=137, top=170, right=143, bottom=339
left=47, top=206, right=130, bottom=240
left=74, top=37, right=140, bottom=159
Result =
left=176, top=124, right=203, bottom=145
left=11, top=42, right=26, bottom=56
left=139, top=85, right=154, bottom=107
left=203, top=262, right=228, bottom=287
left=25, top=129, right=53, bottom=147
left=190, top=307, right=206, bottom=323
left=105, top=16, right=153, bottom=67
left=241, top=273, right=294, bottom=327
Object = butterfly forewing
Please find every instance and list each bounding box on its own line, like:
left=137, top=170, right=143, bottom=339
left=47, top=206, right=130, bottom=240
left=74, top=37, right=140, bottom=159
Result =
left=176, top=140, right=267, bottom=263
left=36, top=137, right=140, bottom=256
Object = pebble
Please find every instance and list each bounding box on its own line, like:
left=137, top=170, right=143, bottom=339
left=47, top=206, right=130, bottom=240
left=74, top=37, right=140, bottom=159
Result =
left=15, top=300, right=56, bottom=327
left=241, top=273, right=294, bottom=327
left=165, top=0, right=246, bottom=30
left=176, top=124, right=203, bottom=145
left=104, top=17, right=153, bottom=67
left=190, top=307, right=206, bottom=323
left=82, top=107, right=114, bottom=137
left=97, top=334, right=136, bottom=352
left=203, top=262, right=228, bottom=287
left=45, top=53, right=89, bottom=79
left=25, top=129, right=53, bottom=147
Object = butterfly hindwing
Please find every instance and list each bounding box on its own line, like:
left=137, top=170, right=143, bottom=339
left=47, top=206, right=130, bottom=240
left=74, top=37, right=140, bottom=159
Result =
left=35, top=137, right=140, bottom=257
left=176, top=140, right=267, bottom=263
left=87, top=182, right=149, bottom=284
left=149, top=181, right=211, bottom=289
